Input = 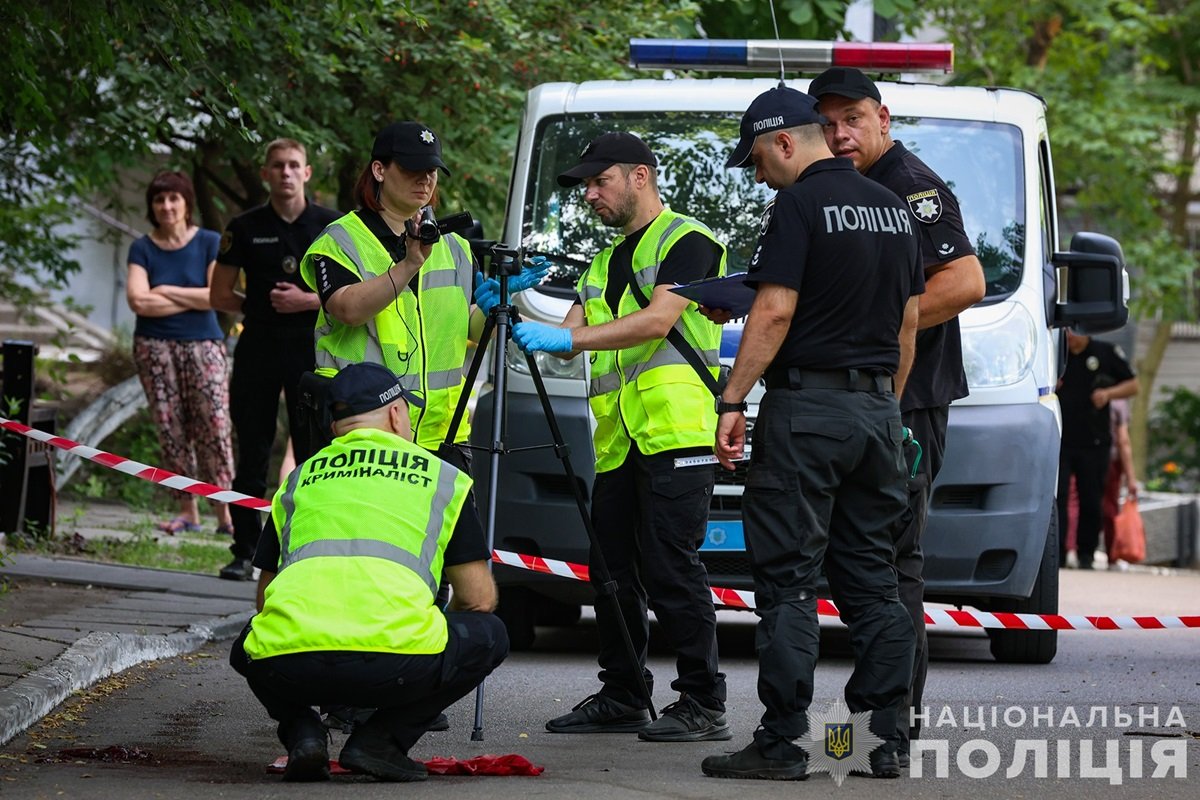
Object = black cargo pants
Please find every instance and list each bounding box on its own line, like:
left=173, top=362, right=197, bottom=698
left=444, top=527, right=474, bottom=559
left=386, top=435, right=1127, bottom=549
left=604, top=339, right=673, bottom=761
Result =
left=743, top=385, right=914, bottom=760
left=231, top=612, right=508, bottom=753
left=894, top=404, right=949, bottom=752
left=591, top=446, right=727, bottom=711
left=228, top=326, right=315, bottom=560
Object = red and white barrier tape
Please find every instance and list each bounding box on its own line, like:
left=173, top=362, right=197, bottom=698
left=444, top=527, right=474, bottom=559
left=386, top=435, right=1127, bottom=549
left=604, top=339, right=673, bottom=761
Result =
left=490, top=548, right=1200, bottom=631
left=1, top=416, right=272, bottom=512
left=5, top=416, right=1199, bottom=632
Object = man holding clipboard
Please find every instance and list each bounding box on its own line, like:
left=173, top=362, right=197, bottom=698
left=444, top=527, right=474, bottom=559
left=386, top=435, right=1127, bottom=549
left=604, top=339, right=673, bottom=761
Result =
left=511, top=132, right=732, bottom=743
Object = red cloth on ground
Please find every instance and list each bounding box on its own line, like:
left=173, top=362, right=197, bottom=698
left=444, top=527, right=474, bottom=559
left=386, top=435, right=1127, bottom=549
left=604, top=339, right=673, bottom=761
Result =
left=268, top=754, right=544, bottom=776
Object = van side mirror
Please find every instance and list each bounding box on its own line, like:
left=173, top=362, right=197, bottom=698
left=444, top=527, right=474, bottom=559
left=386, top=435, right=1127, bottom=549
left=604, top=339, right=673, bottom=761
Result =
left=1051, top=232, right=1129, bottom=334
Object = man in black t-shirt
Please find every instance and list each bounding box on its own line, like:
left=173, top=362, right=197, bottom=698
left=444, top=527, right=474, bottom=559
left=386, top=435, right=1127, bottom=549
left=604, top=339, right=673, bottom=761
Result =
left=1057, top=329, right=1137, bottom=569
left=512, top=132, right=731, bottom=744
left=212, top=138, right=340, bottom=581
left=700, top=86, right=922, bottom=782
left=810, top=67, right=987, bottom=761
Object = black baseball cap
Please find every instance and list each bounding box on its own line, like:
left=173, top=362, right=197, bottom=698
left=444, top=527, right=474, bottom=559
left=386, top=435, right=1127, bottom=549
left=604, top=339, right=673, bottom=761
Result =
left=557, top=132, right=657, bottom=187
left=726, top=86, right=828, bottom=168
left=808, top=67, right=883, bottom=104
left=371, top=121, right=451, bottom=176
left=328, top=363, right=425, bottom=422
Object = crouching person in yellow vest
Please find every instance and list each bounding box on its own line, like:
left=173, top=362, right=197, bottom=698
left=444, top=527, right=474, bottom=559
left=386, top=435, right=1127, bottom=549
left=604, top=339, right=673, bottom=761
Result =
left=229, top=362, right=508, bottom=782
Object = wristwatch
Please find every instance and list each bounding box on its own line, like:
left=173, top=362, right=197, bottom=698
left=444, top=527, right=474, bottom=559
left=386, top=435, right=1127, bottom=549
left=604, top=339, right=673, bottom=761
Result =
left=715, top=396, right=748, bottom=414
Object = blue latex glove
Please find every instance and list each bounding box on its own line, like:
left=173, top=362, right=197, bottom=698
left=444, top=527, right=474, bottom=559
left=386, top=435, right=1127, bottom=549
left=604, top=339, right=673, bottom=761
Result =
left=510, top=256, right=551, bottom=293
left=474, top=271, right=501, bottom=315
left=512, top=321, right=573, bottom=353
left=473, top=258, right=551, bottom=315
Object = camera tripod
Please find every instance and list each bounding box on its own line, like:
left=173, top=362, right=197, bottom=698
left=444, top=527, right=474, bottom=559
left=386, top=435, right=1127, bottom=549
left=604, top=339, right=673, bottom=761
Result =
left=442, top=244, right=656, bottom=741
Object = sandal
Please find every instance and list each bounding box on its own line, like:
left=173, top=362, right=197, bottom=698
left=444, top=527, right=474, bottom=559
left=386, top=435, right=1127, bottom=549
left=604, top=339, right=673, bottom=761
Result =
left=156, top=517, right=202, bottom=535
left=216, top=523, right=234, bottom=536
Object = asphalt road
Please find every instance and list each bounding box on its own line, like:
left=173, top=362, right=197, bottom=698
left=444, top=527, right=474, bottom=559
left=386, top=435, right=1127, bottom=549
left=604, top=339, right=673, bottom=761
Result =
left=1, top=569, right=1197, bottom=799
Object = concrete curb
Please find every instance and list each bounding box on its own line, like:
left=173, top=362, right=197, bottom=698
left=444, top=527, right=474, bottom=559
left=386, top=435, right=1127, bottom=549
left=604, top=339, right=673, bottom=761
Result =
left=0, top=608, right=252, bottom=746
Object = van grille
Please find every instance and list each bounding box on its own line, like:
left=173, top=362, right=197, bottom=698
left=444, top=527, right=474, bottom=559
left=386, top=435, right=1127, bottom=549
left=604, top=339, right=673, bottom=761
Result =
left=934, top=486, right=986, bottom=509
left=701, top=553, right=752, bottom=578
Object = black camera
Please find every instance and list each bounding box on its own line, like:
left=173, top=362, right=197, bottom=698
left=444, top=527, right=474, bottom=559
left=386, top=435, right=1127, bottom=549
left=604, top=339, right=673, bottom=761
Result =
left=412, top=207, right=474, bottom=245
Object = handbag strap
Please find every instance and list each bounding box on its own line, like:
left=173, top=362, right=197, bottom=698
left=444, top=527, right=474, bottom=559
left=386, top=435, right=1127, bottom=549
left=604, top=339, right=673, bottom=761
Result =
left=612, top=253, right=722, bottom=397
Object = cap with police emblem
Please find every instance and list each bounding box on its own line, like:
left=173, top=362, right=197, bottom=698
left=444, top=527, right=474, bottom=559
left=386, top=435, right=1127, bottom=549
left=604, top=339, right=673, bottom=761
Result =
left=726, top=86, right=828, bottom=169
left=328, top=362, right=425, bottom=422
left=557, top=132, right=657, bottom=187
left=371, top=121, right=451, bottom=176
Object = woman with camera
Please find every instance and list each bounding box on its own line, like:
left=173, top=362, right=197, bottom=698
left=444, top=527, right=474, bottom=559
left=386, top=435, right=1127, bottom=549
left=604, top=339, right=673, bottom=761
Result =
left=299, top=120, right=480, bottom=462
left=299, top=120, right=547, bottom=463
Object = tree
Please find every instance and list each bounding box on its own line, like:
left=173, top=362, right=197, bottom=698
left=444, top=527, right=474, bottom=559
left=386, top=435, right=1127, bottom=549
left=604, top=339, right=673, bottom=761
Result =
left=1, top=0, right=700, bottom=318
left=897, top=0, right=1200, bottom=477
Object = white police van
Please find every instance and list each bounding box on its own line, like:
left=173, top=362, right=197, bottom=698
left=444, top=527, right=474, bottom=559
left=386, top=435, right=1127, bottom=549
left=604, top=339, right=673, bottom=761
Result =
left=471, top=40, right=1129, bottom=662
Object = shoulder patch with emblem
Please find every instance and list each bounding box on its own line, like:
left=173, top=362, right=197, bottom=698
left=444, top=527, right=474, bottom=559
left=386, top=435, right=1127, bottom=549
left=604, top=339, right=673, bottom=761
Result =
left=759, top=199, right=775, bottom=237
left=219, top=230, right=233, bottom=255
left=906, top=188, right=942, bottom=224
left=1113, top=344, right=1127, bottom=361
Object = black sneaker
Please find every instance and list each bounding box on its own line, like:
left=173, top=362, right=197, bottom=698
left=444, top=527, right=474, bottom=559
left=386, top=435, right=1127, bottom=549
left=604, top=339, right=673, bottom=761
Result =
left=219, top=557, right=254, bottom=581
left=898, top=749, right=910, bottom=769
left=339, top=731, right=428, bottom=782
left=639, top=695, right=732, bottom=742
left=702, top=741, right=808, bottom=780
left=850, top=748, right=901, bottom=779
left=425, top=712, right=450, bottom=732
left=545, top=693, right=650, bottom=733
left=281, top=720, right=330, bottom=783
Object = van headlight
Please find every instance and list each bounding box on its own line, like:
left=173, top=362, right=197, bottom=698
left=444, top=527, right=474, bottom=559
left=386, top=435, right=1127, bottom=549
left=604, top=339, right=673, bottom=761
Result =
left=960, top=304, right=1036, bottom=388
left=506, top=340, right=584, bottom=380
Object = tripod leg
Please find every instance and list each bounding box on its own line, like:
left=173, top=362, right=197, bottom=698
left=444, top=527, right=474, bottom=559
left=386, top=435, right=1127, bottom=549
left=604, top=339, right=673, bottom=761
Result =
left=469, top=305, right=511, bottom=742
left=443, top=312, right=496, bottom=450
left=521, top=351, right=658, bottom=721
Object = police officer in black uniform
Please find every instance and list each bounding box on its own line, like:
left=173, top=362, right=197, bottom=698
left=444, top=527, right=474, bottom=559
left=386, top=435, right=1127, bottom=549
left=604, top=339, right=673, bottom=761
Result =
left=1057, top=329, right=1137, bottom=569
left=699, top=86, right=922, bottom=781
left=809, top=67, right=987, bottom=762
left=211, top=138, right=340, bottom=580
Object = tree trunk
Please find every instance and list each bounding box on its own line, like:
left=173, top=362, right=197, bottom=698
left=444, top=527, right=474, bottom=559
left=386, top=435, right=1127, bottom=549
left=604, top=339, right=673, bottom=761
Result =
left=193, top=140, right=225, bottom=231
left=1026, top=14, right=1062, bottom=69
left=1131, top=319, right=1174, bottom=480
left=337, top=155, right=360, bottom=214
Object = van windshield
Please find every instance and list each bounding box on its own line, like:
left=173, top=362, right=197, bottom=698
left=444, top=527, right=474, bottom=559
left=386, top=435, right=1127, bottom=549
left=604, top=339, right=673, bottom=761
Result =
left=522, top=113, right=1023, bottom=299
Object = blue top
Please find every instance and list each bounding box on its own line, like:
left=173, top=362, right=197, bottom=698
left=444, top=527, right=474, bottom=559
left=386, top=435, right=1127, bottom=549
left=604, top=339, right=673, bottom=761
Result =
left=128, top=229, right=224, bottom=340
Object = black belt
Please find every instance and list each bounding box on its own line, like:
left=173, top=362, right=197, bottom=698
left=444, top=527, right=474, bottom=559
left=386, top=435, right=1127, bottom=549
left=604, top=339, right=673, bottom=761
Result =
left=764, top=368, right=894, bottom=394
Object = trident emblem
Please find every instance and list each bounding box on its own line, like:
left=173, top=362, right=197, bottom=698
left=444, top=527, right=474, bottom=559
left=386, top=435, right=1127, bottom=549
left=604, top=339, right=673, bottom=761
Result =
left=824, top=722, right=852, bottom=760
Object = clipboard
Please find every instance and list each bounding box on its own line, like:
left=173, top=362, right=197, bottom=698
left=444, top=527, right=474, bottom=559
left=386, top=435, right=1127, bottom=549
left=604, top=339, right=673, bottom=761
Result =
left=669, top=273, right=755, bottom=317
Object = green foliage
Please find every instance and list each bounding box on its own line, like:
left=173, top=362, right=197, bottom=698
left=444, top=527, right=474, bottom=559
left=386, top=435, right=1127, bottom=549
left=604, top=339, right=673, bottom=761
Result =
left=73, top=535, right=231, bottom=574
left=2, top=0, right=702, bottom=286
left=696, top=0, right=916, bottom=40
left=62, top=409, right=174, bottom=512
left=1145, top=386, right=1200, bottom=492
left=6, top=524, right=230, bottom=574
left=896, top=1, right=1200, bottom=322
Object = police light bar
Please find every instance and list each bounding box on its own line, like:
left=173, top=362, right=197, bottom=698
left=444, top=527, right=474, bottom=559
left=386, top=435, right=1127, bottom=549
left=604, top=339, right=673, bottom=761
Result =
left=629, top=39, right=953, bottom=74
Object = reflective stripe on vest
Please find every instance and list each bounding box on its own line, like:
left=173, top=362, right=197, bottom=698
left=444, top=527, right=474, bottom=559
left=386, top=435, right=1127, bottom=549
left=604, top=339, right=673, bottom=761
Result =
left=305, top=215, right=474, bottom=446
left=578, top=209, right=726, bottom=471
left=275, top=461, right=460, bottom=597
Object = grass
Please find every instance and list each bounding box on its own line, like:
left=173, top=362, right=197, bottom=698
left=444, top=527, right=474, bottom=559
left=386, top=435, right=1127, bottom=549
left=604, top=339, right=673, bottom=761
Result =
left=7, top=525, right=230, bottom=575
left=79, top=537, right=230, bottom=574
